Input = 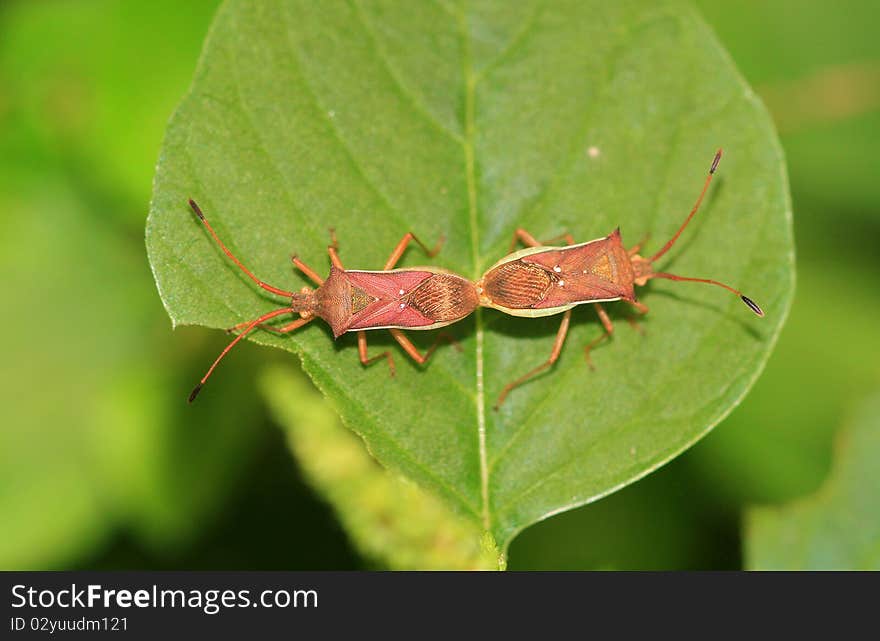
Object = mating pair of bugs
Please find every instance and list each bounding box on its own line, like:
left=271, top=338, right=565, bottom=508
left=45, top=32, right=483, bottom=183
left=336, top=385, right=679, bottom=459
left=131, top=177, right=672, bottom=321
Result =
left=187, top=150, right=763, bottom=407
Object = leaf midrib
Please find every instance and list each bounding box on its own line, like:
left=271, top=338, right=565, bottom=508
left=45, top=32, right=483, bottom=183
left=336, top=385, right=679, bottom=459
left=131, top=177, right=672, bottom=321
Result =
left=457, top=6, right=491, bottom=532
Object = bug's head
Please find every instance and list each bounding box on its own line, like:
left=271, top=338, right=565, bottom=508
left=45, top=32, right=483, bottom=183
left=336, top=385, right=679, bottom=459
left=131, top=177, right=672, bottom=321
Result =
left=630, top=253, right=654, bottom=287
left=290, top=289, right=316, bottom=315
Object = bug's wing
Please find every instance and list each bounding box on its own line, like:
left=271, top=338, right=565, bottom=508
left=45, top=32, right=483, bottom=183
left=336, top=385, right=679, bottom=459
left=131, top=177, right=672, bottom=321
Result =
left=346, top=269, right=433, bottom=299
left=535, top=273, right=627, bottom=309
left=523, top=232, right=636, bottom=305
left=345, top=270, right=439, bottom=331
left=346, top=271, right=478, bottom=331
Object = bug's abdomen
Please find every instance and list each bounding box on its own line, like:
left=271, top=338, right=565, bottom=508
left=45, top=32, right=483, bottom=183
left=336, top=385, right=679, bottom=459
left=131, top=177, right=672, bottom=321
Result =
left=481, top=261, right=553, bottom=308
left=408, top=273, right=479, bottom=322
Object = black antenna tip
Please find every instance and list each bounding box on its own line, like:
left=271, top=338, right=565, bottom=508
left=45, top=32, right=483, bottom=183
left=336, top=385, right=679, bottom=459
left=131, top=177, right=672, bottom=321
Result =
left=741, top=295, right=764, bottom=317
left=188, top=199, right=205, bottom=220
left=188, top=382, right=203, bottom=403
left=710, top=149, right=722, bottom=174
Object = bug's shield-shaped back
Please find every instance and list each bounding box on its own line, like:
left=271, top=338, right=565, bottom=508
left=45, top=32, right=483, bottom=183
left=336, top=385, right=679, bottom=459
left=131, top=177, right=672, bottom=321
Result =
left=521, top=230, right=636, bottom=308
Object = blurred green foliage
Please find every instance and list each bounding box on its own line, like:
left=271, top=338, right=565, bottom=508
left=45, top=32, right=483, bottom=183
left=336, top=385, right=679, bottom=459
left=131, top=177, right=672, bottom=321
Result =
left=746, top=392, right=880, bottom=569
left=2, top=0, right=878, bottom=570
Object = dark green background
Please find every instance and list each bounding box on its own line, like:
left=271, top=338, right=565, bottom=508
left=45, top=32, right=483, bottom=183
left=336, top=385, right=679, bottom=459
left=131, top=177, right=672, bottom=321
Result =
left=2, top=0, right=877, bottom=569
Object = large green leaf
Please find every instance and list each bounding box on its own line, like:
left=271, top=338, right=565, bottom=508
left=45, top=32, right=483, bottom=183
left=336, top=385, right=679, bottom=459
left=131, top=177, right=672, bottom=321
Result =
left=146, top=0, right=793, bottom=552
left=745, top=393, right=880, bottom=570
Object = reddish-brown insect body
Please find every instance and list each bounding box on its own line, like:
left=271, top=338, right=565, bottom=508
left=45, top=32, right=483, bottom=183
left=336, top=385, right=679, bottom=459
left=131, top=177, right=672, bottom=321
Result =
left=480, top=228, right=637, bottom=315
left=316, top=266, right=478, bottom=338
left=479, top=150, right=764, bottom=408
left=186, top=200, right=477, bottom=402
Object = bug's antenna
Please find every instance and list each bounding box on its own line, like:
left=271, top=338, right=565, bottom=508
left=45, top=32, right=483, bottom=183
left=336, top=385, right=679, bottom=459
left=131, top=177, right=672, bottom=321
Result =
left=189, top=306, right=294, bottom=402
left=634, top=150, right=763, bottom=317
left=649, top=272, right=764, bottom=316
left=649, top=149, right=722, bottom=264
left=189, top=199, right=295, bottom=298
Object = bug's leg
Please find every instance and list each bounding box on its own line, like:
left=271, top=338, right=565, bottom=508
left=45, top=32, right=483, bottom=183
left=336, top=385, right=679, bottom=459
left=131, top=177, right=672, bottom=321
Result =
left=625, top=316, right=645, bottom=335
left=325, top=229, right=444, bottom=272
left=494, top=309, right=572, bottom=409
left=327, top=243, right=345, bottom=270
left=358, top=331, right=396, bottom=377
left=540, top=232, right=576, bottom=246
left=625, top=300, right=649, bottom=335
left=507, top=228, right=574, bottom=252
left=383, top=232, right=445, bottom=270
left=507, top=228, right=543, bottom=252
left=436, top=332, right=464, bottom=352
left=318, top=228, right=346, bottom=269
left=291, top=256, right=324, bottom=286
left=268, top=317, right=313, bottom=333
left=388, top=329, right=461, bottom=366
left=584, top=303, right=615, bottom=370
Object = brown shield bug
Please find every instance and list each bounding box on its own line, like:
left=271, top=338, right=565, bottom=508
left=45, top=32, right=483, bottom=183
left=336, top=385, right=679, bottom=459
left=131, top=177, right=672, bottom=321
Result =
left=186, top=200, right=478, bottom=402
left=477, top=150, right=764, bottom=408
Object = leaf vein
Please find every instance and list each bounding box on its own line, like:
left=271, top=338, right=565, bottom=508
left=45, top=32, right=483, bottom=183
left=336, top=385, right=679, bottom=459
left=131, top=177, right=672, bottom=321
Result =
left=473, top=0, right=546, bottom=82
left=459, top=4, right=490, bottom=532
left=280, top=7, right=420, bottom=239
left=351, top=0, right=464, bottom=143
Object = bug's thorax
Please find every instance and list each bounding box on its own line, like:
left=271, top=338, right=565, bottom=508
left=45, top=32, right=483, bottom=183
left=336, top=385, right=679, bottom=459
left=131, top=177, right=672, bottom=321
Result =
left=314, top=265, right=355, bottom=338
